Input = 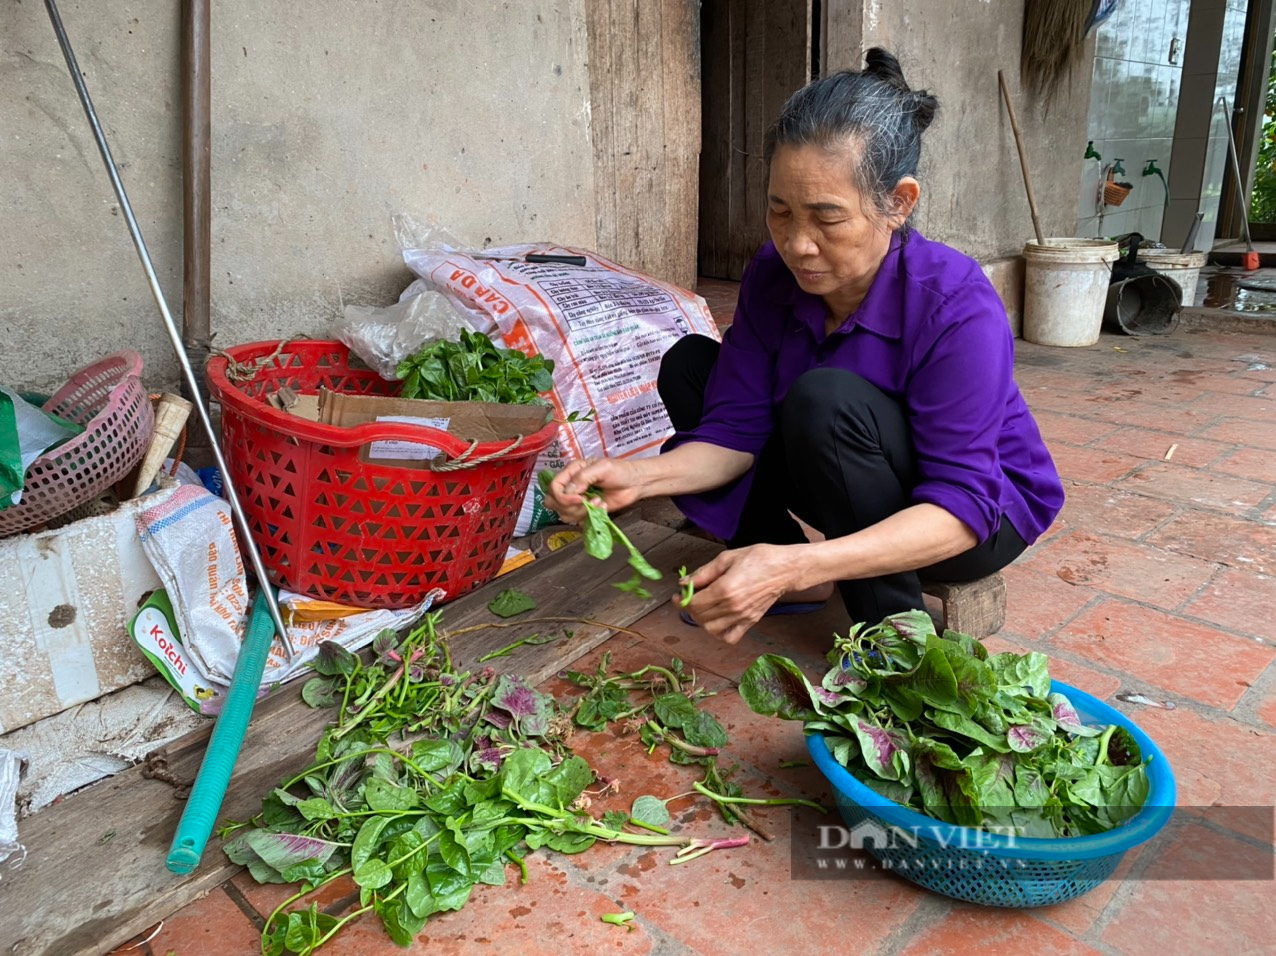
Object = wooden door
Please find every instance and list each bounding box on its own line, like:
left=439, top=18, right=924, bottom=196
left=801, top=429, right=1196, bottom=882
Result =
left=698, top=0, right=813, bottom=280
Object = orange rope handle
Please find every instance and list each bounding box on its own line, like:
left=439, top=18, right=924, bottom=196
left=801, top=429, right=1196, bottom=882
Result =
left=429, top=434, right=527, bottom=472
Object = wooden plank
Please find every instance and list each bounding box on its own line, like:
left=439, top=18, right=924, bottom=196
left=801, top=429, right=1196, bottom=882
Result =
left=585, top=0, right=619, bottom=281
left=0, top=520, right=720, bottom=956
left=584, top=0, right=701, bottom=289
left=659, top=0, right=702, bottom=291
left=697, top=0, right=733, bottom=279
left=821, top=0, right=865, bottom=74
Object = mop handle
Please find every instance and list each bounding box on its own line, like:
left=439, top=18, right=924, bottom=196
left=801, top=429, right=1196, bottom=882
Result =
left=166, top=588, right=277, bottom=873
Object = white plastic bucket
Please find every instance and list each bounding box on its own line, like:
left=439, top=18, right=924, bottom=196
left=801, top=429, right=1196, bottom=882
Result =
left=1136, top=249, right=1207, bottom=307
left=1022, top=239, right=1119, bottom=347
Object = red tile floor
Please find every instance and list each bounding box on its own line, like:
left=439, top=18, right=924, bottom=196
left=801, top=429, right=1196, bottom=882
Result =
left=122, top=281, right=1276, bottom=955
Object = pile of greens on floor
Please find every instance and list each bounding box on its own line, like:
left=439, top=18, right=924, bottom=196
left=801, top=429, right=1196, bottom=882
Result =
left=741, top=610, right=1151, bottom=839
left=221, top=612, right=814, bottom=955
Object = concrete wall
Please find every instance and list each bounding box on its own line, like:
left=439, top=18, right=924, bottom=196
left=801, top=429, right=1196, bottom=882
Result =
left=828, top=0, right=1092, bottom=263
left=1, top=2, right=610, bottom=393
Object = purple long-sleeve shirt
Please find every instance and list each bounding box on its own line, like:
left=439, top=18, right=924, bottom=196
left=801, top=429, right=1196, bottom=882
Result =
left=668, top=229, right=1064, bottom=545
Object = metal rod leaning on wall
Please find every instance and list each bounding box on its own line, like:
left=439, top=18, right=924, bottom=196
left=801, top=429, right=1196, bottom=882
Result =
left=42, top=0, right=296, bottom=659
left=182, top=0, right=212, bottom=401
left=1217, top=96, right=1256, bottom=257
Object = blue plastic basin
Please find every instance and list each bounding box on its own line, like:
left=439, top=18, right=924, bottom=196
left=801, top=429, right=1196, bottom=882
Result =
left=805, top=681, right=1176, bottom=907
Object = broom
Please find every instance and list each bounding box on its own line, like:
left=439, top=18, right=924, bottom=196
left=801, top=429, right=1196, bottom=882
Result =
left=1021, top=0, right=1095, bottom=108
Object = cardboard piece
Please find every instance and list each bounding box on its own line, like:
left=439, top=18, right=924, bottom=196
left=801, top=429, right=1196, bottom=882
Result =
left=266, top=385, right=321, bottom=422
left=318, top=392, right=551, bottom=468
left=288, top=395, right=321, bottom=421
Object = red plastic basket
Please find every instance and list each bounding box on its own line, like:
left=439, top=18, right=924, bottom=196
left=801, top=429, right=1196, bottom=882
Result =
left=0, top=350, right=154, bottom=537
left=206, top=340, right=557, bottom=609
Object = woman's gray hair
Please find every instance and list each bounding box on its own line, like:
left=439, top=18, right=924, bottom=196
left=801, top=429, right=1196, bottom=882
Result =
left=763, top=48, right=939, bottom=221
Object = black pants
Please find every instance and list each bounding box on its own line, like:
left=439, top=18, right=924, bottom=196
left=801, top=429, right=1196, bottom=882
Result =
left=657, top=335, right=1028, bottom=624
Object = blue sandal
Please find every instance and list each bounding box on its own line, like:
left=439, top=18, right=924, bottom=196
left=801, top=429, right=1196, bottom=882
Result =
left=679, top=601, right=826, bottom=628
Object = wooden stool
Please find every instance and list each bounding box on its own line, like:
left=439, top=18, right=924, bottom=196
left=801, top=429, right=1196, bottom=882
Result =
left=920, top=571, right=1006, bottom=639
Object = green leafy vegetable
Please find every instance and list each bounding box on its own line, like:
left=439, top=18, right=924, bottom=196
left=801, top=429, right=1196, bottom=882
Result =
left=561, top=653, right=820, bottom=841
left=487, top=588, right=537, bottom=619
left=397, top=329, right=554, bottom=404
left=629, top=795, right=672, bottom=828
left=739, top=612, right=1151, bottom=838
left=224, top=615, right=750, bottom=955
left=537, top=470, right=663, bottom=599
left=678, top=566, right=694, bottom=608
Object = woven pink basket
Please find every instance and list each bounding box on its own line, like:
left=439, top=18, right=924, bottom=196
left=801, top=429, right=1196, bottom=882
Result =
left=0, top=351, right=155, bottom=537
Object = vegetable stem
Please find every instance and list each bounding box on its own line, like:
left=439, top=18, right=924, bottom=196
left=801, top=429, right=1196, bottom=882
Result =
left=333, top=665, right=408, bottom=740
left=668, top=835, right=749, bottom=865
left=626, top=818, right=671, bottom=836
left=281, top=748, right=440, bottom=792
left=505, top=848, right=529, bottom=885
left=644, top=719, right=718, bottom=757
left=691, top=781, right=826, bottom=813
left=262, top=868, right=351, bottom=943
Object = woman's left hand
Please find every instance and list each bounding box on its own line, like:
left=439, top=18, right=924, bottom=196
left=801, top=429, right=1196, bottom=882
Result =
left=678, top=544, right=801, bottom=645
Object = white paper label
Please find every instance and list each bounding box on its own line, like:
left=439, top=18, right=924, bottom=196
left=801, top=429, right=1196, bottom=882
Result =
left=369, top=416, right=452, bottom=460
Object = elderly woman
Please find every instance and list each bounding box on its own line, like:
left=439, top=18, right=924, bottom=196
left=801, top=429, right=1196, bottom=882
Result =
left=544, top=49, right=1063, bottom=645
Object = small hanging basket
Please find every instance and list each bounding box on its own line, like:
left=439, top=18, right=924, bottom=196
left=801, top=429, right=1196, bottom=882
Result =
left=1104, top=177, right=1133, bottom=207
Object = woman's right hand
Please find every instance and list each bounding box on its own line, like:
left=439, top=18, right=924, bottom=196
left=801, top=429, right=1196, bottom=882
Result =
left=543, top=457, right=645, bottom=524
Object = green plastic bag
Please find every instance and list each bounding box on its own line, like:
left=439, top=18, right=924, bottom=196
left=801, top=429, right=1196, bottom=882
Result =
left=0, top=386, right=83, bottom=509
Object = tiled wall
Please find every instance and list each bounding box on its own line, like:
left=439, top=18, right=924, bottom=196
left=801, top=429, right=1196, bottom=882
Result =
left=1164, top=0, right=1251, bottom=253
left=1077, top=0, right=1192, bottom=242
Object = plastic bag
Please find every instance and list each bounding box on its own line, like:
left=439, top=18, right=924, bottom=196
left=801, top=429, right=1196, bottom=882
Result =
left=0, top=748, right=26, bottom=872
left=0, top=385, right=82, bottom=508
left=133, top=485, right=439, bottom=705
left=337, top=292, right=476, bottom=381
left=395, top=220, right=721, bottom=535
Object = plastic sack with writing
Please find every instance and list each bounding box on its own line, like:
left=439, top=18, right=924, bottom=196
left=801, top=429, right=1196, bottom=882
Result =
left=397, top=232, right=721, bottom=534
left=134, top=486, right=440, bottom=706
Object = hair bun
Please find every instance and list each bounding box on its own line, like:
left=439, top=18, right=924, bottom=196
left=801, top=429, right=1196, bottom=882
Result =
left=911, top=90, right=939, bottom=132
left=863, top=47, right=910, bottom=92
left=864, top=48, right=937, bottom=131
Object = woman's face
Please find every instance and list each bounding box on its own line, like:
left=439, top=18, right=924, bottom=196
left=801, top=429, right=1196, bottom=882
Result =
left=765, top=142, right=911, bottom=317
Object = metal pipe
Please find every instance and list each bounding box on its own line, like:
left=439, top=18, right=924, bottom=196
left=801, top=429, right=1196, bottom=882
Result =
left=43, top=0, right=295, bottom=658
left=181, top=0, right=212, bottom=400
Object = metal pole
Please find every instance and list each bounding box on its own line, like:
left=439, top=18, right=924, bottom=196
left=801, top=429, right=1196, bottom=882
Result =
left=181, top=0, right=213, bottom=400
left=1219, top=96, right=1256, bottom=253
left=43, top=0, right=296, bottom=658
